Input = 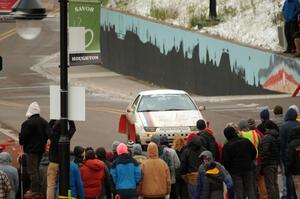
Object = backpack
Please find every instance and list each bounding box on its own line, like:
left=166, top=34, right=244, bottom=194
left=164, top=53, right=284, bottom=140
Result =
left=199, top=131, right=220, bottom=161
left=160, top=147, right=174, bottom=171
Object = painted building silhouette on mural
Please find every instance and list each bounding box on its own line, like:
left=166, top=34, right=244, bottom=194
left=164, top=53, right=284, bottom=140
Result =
left=101, top=25, right=277, bottom=96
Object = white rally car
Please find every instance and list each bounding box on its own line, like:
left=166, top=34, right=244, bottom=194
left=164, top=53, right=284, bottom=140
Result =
left=119, top=89, right=204, bottom=147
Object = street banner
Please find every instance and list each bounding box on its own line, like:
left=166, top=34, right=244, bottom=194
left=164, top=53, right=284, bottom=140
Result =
left=50, top=85, right=86, bottom=121
left=69, top=0, right=101, bottom=66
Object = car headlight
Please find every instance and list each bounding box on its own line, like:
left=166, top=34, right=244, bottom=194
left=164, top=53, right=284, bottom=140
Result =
left=190, top=126, right=198, bottom=131
left=144, top=127, right=157, bottom=132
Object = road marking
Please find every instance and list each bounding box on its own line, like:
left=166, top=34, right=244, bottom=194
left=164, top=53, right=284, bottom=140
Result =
left=0, top=77, right=8, bottom=80
left=87, top=106, right=124, bottom=115
left=0, top=100, right=25, bottom=108
left=0, top=85, right=49, bottom=90
left=70, top=72, right=120, bottom=78
left=19, top=73, right=41, bottom=76
left=0, top=28, right=16, bottom=41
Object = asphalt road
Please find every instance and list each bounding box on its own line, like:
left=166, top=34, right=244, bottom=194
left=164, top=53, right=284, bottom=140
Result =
left=0, top=16, right=299, bottom=151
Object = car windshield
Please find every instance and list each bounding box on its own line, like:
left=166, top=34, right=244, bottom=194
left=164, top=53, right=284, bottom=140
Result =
left=137, top=94, right=197, bottom=112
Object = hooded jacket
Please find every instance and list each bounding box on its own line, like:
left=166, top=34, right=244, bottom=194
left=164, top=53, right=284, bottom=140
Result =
left=180, top=136, right=205, bottom=175
left=260, top=128, right=280, bottom=168
left=19, top=107, right=50, bottom=155
left=222, top=129, right=257, bottom=174
left=283, top=0, right=300, bottom=22
left=139, top=142, right=171, bottom=197
left=132, top=144, right=146, bottom=165
left=197, top=151, right=234, bottom=199
left=286, top=126, right=300, bottom=175
left=110, top=153, right=141, bottom=197
left=198, top=128, right=220, bottom=162
left=280, top=108, right=300, bottom=164
left=80, top=159, right=105, bottom=198
left=0, top=152, right=18, bottom=199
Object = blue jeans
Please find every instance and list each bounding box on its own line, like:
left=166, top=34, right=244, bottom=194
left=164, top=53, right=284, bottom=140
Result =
left=280, top=160, right=287, bottom=197
left=231, top=171, right=256, bottom=199
left=187, top=183, right=198, bottom=199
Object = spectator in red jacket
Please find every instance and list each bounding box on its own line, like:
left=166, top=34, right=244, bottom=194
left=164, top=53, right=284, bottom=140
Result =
left=80, top=149, right=106, bottom=199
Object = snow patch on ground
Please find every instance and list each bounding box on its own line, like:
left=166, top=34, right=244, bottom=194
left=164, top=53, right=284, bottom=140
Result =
left=106, top=0, right=284, bottom=51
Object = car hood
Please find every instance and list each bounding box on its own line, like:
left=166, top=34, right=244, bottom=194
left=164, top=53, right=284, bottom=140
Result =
left=137, top=110, right=202, bottom=127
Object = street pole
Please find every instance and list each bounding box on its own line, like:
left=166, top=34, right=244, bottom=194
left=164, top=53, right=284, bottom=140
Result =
left=58, top=0, right=70, bottom=196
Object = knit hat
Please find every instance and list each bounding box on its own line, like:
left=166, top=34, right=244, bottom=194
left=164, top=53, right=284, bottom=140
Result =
left=26, top=101, right=40, bottom=118
left=196, top=119, right=206, bottom=130
left=260, top=109, right=270, bottom=121
left=224, top=126, right=238, bottom=140
left=151, top=134, right=160, bottom=145
left=132, top=144, right=143, bottom=156
left=127, top=140, right=135, bottom=152
left=247, top=118, right=256, bottom=130
left=160, top=135, right=169, bottom=147
left=238, top=119, right=250, bottom=131
left=116, top=143, right=128, bottom=155
left=112, top=141, right=121, bottom=152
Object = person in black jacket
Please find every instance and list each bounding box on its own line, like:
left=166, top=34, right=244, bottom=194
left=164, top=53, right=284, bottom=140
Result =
left=222, top=126, right=257, bottom=199
left=180, top=135, right=205, bottom=199
left=46, top=119, right=76, bottom=199
left=19, top=101, right=50, bottom=198
left=286, top=126, right=300, bottom=198
left=196, top=119, right=220, bottom=162
left=260, top=120, right=280, bottom=199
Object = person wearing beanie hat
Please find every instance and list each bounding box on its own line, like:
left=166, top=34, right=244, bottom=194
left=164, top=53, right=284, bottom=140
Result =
left=19, top=101, right=50, bottom=198
left=197, top=119, right=220, bottom=162
left=111, top=143, right=141, bottom=199
left=222, top=126, right=257, bottom=199
left=257, top=109, right=270, bottom=134
left=80, top=148, right=106, bottom=199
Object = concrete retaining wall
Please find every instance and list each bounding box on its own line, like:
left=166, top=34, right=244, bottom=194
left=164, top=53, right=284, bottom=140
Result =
left=100, top=8, right=300, bottom=96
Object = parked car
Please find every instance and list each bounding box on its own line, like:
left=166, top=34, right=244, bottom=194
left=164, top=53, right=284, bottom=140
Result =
left=119, top=89, right=204, bottom=147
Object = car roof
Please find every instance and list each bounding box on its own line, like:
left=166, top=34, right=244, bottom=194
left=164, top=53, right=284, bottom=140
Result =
left=138, top=89, right=188, bottom=96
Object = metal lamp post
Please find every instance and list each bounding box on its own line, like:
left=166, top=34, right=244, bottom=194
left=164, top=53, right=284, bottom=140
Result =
left=12, top=0, right=70, bottom=197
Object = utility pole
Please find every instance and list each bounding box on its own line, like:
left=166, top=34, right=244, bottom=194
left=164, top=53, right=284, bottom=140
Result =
left=209, top=0, right=217, bottom=18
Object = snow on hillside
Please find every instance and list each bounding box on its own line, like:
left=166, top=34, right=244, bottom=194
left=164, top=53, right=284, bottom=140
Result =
left=106, top=0, right=284, bottom=51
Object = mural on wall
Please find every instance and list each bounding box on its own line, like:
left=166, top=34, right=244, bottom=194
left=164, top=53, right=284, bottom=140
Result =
left=100, top=8, right=300, bottom=96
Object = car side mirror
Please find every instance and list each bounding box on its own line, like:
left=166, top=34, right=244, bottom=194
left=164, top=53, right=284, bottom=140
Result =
left=198, top=105, right=206, bottom=111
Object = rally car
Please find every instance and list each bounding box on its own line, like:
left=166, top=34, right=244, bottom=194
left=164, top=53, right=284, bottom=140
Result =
left=119, top=89, right=204, bottom=147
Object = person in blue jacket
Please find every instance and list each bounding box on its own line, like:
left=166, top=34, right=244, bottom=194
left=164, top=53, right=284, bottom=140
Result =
left=110, top=143, right=141, bottom=199
left=282, top=0, right=300, bottom=53
left=54, top=160, right=85, bottom=199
